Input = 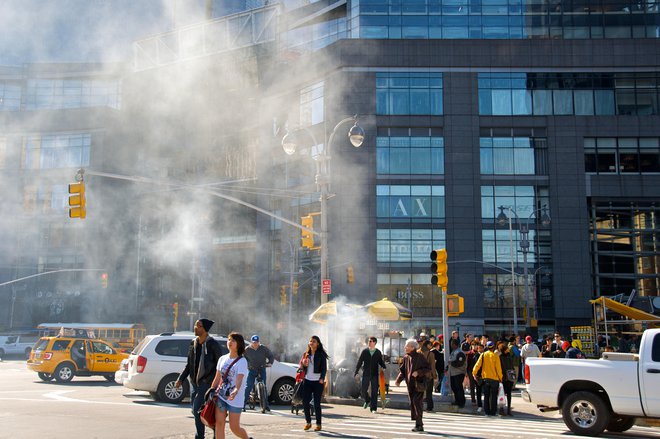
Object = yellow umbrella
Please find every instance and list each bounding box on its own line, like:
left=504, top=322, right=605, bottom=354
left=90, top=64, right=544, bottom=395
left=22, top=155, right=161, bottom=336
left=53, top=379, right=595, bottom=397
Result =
left=364, top=298, right=413, bottom=321
left=308, top=300, right=362, bottom=324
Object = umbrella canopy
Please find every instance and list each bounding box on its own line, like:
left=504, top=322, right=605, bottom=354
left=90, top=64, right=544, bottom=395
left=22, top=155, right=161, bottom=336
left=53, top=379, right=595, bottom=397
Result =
left=309, top=300, right=363, bottom=324
left=364, top=298, right=413, bottom=321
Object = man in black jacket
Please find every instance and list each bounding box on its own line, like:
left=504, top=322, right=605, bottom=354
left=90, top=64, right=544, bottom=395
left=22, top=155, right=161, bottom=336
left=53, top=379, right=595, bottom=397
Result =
left=354, top=336, right=386, bottom=413
left=175, top=318, right=222, bottom=439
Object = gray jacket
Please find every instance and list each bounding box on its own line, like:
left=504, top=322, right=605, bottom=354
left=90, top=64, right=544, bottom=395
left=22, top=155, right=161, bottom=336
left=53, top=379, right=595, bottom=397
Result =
left=244, top=344, right=274, bottom=370
left=448, top=348, right=467, bottom=377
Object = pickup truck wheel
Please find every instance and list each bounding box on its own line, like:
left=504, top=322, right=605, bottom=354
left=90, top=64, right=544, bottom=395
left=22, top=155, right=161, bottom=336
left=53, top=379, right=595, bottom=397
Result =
left=54, top=362, right=76, bottom=383
left=562, top=391, right=609, bottom=436
left=156, top=374, right=187, bottom=404
left=271, top=377, right=295, bottom=405
left=38, top=372, right=54, bottom=382
left=606, top=415, right=636, bottom=432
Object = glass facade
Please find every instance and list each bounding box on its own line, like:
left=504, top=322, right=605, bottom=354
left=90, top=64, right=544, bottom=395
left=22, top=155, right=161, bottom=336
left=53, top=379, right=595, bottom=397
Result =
left=376, top=72, right=443, bottom=115
left=377, top=185, right=445, bottom=221
left=481, top=185, right=550, bottom=223
left=585, top=137, right=660, bottom=173
left=300, top=82, right=324, bottom=126
left=23, top=133, right=92, bottom=170
left=356, top=0, right=660, bottom=39
left=479, top=72, right=660, bottom=116
left=377, top=228, right=446, bottom=262
left=590, top=202, right=660, bottom=297
left=0, top=81, right=21, bottom=111
left=377, top=130, right=444, bottom=174
left=25, top=79, right=121, bottom=110
left=480, top=136, right=547, bottom=175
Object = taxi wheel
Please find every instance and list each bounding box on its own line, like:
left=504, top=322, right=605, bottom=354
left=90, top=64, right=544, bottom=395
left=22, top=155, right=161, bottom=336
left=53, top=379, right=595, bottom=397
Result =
left=157, top=374, right=188, bottom=404
left=104, top=374, right=115, bottom=382
left=54, top=362, right=76, bottom=383
left=38, top=372, right=54, bottom=382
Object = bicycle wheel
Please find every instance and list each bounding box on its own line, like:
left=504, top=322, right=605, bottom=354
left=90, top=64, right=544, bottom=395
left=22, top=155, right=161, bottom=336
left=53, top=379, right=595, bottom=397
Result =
left=258, top=381, right=267, bottom=413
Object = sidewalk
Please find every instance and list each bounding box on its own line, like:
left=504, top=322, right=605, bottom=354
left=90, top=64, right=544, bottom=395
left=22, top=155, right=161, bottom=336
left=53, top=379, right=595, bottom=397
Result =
left=325, top=379, right=534, bottom=415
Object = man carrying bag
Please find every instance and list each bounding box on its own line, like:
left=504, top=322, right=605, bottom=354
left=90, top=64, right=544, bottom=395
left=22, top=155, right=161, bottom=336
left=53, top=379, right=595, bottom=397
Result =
left=176, top=318, right=222, bottom=439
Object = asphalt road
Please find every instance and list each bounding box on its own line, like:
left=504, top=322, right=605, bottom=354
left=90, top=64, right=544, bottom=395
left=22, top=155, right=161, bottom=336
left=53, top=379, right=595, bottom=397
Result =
left=1, top=358, right=659, bottom=439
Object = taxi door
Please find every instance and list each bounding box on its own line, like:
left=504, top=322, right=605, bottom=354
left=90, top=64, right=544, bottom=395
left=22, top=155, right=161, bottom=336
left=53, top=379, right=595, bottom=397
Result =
left=87, top=340, right=122, bottom=373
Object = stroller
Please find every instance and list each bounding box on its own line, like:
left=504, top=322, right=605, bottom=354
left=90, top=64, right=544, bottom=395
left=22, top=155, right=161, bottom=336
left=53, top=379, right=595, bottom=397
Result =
left=290, top=370, right=315, bottom=416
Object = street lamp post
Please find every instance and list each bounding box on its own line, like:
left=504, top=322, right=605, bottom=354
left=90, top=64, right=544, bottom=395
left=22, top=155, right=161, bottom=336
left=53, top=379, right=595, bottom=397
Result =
left=282, top=116, right=365, bottom=305
left=497, top=205, right=551, bottom=336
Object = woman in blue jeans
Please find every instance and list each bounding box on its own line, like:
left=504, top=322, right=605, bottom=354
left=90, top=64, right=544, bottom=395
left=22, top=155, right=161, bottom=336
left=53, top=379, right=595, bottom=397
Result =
left=299, top=335, right=328, bottom=431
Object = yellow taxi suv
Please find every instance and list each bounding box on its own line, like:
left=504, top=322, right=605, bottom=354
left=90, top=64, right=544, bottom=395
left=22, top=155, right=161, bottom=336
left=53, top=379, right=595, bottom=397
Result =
left=27, top=333, right=128, bottom=383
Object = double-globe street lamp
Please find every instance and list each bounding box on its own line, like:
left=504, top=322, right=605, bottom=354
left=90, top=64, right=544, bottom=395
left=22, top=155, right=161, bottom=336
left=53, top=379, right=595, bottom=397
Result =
left=281, top=116, right=365, bottom=305
left=497, top=205, right=551, bottom=336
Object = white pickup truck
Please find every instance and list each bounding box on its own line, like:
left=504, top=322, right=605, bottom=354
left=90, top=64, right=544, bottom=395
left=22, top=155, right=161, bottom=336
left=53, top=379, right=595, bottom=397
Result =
left=522, top=328, right=660, bottom=436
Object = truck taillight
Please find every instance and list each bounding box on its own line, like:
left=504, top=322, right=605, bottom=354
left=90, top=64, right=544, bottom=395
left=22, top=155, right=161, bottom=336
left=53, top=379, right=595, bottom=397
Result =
left=136, top=356, right=147, bottom=373
left=43, top=352, right=53, bottom=360
left=524, top=363, right=530, bottom=384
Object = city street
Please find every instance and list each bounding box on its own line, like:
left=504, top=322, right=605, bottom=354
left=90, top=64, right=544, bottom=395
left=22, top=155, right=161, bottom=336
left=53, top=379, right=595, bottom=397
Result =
left=1, top=358, right=659, bottom=438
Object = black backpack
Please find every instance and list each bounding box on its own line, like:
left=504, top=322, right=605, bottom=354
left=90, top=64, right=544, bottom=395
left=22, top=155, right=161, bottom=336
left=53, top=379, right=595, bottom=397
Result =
left=451, top=351, right=466, bottom=368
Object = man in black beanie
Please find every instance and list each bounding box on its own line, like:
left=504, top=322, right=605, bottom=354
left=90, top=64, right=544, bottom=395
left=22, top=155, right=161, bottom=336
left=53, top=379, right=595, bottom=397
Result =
left=176, top=319, right=222, bottom=439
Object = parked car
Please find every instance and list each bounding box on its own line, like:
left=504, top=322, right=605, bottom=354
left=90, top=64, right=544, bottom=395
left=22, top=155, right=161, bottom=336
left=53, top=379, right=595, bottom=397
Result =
left=121, top=333, right=297, bottom=404
left=26, top=334, right=128, bottom=383
left=0, top=334, right=39, bottom=359
left=522, top=328, right=660, bottom=436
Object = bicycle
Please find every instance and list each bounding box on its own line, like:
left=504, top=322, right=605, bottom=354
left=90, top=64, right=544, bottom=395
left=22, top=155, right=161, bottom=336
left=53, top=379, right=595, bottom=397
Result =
left=247, top=373, right=268, bottom=413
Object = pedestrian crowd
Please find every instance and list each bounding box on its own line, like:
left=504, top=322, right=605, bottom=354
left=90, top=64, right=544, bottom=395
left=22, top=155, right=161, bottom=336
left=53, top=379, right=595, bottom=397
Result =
left=176, top=319, right=591, bottom=437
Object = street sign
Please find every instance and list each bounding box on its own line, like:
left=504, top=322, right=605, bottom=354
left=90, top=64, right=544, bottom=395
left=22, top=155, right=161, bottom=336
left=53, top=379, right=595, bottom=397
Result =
left=322, top=279, right=331, bottom=295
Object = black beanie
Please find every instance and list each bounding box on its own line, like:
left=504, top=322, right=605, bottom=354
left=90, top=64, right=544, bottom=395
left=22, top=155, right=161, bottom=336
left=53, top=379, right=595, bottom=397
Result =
left=199, top=318, right=215, bottom=332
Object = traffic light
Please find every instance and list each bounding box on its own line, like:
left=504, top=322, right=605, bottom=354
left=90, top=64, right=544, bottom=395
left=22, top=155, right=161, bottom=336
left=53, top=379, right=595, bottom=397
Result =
left=100, top=272, right=108, bottom=288
left=347, top=265, right=354, bottom=284
left=68, top=181, right=86, bottom=219
left=430, top=248, right=448, bottom=290
left=446, top=294, right=464, bottom=317
left=280, top=285, right=287, bottom=305
left=301, top=215, right=314, bottom=249
left=293, top=281, right=299, bottom=295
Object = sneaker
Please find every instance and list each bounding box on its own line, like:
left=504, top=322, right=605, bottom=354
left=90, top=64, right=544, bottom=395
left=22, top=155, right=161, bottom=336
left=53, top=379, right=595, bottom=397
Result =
left=477, top=407, right=483, bottom=413
left=363, top=402, right=368, bottom=409
left=371, top=409, right=377, bottom=414
left=303, top=424, right=312, bottom=431
left=265, top=407, right=271, bottom=412
left=412, top=426, right=424, bottom=432
left=314, top=425, right=322, bottom=431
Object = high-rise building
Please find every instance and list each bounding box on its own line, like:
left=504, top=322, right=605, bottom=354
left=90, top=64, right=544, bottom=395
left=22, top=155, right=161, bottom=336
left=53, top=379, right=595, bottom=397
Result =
left=2, top=1, right=659, bottom=339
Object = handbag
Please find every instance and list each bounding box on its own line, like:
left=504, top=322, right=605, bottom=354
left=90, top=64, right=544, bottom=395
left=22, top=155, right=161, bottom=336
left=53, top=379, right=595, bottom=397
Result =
left=199, top=391, right=216, bottom=428
left=506, top=369, right=517, bottom=383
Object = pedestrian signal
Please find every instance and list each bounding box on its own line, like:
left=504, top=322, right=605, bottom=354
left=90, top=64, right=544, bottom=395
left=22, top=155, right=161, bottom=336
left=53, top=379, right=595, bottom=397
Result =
left=446, top=294, right=464, bottom=317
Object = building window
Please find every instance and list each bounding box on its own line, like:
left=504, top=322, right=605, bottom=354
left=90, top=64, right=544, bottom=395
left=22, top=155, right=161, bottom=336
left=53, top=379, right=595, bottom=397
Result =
left=25, top=78, right=121, bottom=110
left=590, top=202, right=660, bottom=297
left=377, top=229, right=445, bottom=263
left=23, top=133, right=91, bottom=170
left=481, top=185, right=550, bottom=224
left=479, top=72, right=660, bottom=116
left=377, top=185, right=445, bottom=221
left=300, top=82, right=324, bottom=126
left=585, top=137, right=660, bottom=174
left=358, top=2, right=660, bottom=40
left=0, top=81, right=21, bottom=111
left=377, top=128, right=444, bottom=175
left=376, top=73, right=442, bottom=115
left=480, top=136, right=547, bottom=175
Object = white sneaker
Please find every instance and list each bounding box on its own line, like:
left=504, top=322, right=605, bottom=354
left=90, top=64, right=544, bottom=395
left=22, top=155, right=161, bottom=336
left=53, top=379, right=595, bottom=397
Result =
left=477, top=407, right=483, bottom=413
